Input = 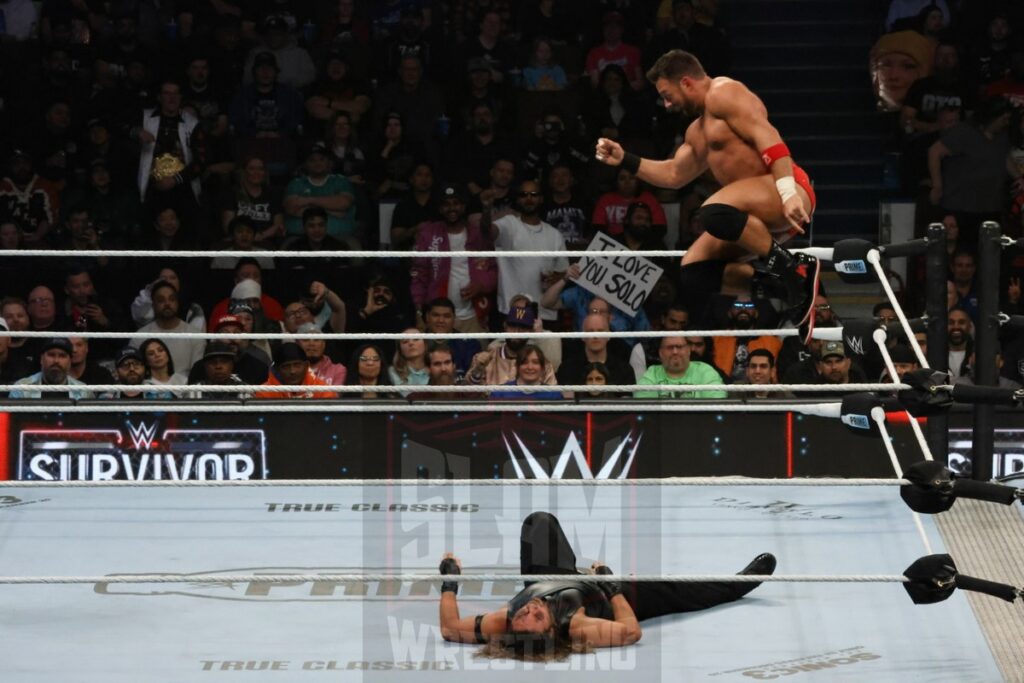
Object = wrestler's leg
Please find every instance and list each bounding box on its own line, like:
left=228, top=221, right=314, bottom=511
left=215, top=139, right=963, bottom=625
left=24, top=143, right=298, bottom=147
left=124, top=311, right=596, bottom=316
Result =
left=677, top=234, right=746, bottom=325
left=698, top=174, right=812, bottom=257
left=622, top=553, right=777, bottom=621
left=520, top=512, right=578, bottom=576
left=695, top=176, right=817, bottom=326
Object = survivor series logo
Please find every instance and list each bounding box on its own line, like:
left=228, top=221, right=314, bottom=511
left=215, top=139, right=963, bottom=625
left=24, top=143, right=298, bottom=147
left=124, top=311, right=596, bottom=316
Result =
left=17, top=420, right=267, bottom=481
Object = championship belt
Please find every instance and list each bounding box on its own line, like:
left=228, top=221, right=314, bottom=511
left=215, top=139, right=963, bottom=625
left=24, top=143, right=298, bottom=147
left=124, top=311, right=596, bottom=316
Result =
left=151, top=153, right=185, bottom=180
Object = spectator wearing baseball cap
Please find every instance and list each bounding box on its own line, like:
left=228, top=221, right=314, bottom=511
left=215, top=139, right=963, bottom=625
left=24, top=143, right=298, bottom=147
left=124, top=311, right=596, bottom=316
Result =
left=410, top=181, right=497, bottom=334
left=228, top=48, right=305, bottom=171
left=241, top=16, right=316, bottom=90
left=282, top=142, right=358, bottom=243
left=103, top=347, right=147, bottom=400
left=799, top=340, right=866, bottom=397
left=465, top=302, right=558, bottom=388
left=255, top=342, right=337, bottom=399
left=10, top=338, right=94, bottom=400
left=187, top=342, right=250, bottom=400
left=186, top=314, right=270, bottom=386
left=296, top=321, right=347, bottom=386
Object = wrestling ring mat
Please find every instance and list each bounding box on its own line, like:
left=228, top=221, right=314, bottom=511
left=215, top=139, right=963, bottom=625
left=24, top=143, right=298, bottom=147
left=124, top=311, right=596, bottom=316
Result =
left=1, top=479, right=1020, bottom=682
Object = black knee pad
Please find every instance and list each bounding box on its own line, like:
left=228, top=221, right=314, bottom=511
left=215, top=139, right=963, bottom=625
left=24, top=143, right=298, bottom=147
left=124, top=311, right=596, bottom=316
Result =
left=678, top=260, right=727, bottom=326
left=699, top=203, right=748, bottom=242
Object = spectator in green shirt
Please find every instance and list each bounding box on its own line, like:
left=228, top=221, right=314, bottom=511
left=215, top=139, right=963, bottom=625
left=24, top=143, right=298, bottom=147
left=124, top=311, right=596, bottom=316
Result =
left=634, top=336, right=727, bottom=399
left=283, top=142, right=357, bottom=242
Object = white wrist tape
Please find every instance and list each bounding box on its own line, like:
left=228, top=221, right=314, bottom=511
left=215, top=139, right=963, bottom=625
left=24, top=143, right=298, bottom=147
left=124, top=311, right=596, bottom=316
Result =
left=775, top=176, right=798, bottom=203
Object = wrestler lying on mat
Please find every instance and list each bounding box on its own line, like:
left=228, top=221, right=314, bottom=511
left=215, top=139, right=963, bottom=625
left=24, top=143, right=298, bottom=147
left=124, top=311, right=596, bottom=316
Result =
left=438, top=512, right=776, bottom=660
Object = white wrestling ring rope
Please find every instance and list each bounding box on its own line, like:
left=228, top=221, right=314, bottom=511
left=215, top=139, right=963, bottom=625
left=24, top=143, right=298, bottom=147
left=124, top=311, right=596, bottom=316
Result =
left=0, top=247, right=836, bottom=259
left=0, top=382, right=907, bottom=393
left=0, top=328, right=842, bottom=340
left=0, top=573, right=909, bottom=585
left=0, top=402, right=848, bottom=413
left=0, top=476, right=906, bottom=487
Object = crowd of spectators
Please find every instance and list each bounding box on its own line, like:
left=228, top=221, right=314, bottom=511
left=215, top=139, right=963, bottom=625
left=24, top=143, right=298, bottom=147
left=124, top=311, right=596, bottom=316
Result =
left=870, top=2, right=1024, bottom=391
left=1, top=0, right=1018, bottom=402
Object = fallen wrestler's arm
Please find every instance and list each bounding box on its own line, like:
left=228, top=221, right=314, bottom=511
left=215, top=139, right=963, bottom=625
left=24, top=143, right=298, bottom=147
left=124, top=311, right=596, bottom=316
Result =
left=437, top=553, right=507, bottom=643
left=570, top=562, right=642, bottom=647
left=571, top=596, right=642, bottom=647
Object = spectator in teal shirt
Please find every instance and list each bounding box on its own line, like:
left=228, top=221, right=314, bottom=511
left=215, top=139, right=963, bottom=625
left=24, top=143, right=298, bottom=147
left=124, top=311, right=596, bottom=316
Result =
left=634, top=336, right=726, bottom=399
left=283, top=142, right=357, bottom=242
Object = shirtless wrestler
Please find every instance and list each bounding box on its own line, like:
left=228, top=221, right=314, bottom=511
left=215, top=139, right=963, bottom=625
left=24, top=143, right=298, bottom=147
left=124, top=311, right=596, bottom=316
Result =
left=595, top=50, right=819, bottom=337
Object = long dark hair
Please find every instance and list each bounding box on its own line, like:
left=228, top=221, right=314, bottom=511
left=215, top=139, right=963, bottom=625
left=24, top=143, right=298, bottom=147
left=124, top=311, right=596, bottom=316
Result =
left=140, top=337, right=175, bottom=376
left=345, top=343, right=392, bottom=385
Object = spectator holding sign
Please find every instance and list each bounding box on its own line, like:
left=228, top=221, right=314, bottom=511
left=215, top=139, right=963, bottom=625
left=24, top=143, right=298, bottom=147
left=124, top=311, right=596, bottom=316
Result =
left=541, top=263, right=652, bottom=343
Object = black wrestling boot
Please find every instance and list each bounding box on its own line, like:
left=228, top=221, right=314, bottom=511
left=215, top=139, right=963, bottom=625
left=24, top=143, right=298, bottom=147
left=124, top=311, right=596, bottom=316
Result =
left=734, top=552, right=778, bottom=599
left=755, top=243, right=820, bottom=342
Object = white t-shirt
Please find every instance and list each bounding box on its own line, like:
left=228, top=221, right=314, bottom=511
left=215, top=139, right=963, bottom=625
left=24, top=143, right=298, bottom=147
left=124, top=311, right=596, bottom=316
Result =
left=446, top=230, right=475, bottom=320
left=133, top=319, right=206, bottom=376
left=949, top=349, right=967, bottom=377
left=493, top=215, right=568, bottom=320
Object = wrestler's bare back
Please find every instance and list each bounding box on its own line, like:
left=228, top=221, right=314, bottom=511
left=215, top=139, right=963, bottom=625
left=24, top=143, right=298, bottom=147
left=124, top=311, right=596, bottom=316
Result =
left=684, top=77, right=773, bottom=187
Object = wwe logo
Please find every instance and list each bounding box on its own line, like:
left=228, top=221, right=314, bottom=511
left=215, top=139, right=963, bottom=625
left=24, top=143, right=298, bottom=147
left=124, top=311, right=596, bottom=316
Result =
left=503, top=431, right=642, bottom=479
left=845, top=335, right=865, bottom=356
left=126, top=422, right=159, bottom=451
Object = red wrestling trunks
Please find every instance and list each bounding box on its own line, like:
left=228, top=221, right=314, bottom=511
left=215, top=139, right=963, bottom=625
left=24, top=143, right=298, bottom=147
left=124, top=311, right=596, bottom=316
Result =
left=792, top=163, right=816, bottom=212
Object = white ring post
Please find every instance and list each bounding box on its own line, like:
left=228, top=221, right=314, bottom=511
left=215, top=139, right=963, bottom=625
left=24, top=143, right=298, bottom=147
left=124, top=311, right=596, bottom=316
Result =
left=868, top=249, right=928, bottom=367
left=870, top=408, right=934, bottom=555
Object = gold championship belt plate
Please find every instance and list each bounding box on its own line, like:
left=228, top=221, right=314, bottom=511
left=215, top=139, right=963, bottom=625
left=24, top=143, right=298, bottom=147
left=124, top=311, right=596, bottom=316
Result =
left=152, top=153, right=185, bottom=180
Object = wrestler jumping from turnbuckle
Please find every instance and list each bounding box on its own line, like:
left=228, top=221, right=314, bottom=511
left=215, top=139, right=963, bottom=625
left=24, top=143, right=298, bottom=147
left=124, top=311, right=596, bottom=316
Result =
left=595, top=49, right=819, bottom=341
left=438, top=512, right=775, bottom=659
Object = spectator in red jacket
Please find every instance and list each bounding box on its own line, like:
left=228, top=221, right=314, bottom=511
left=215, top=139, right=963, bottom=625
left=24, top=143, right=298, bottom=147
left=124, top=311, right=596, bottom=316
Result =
left=410, top=182, right=497, bottom=333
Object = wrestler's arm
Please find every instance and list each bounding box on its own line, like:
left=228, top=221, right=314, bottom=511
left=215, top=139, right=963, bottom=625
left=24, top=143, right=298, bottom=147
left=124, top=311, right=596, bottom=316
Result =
left=709, top=81, right=809, bottom=230
left=595, top=122, right=707, bottom=190
left=637, top=124, right=706, bottom=189
left=438, top=598, right=508, bottom=643
left=570, top=595, right=642, bottom=648
left=437, top=553, right=507, bottom=643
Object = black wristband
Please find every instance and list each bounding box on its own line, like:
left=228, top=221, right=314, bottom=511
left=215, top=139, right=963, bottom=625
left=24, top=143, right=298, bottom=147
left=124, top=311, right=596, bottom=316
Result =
left=474, top=614, right=486, bottom=643
left=620, top=152, right=641, bottom=174
left=440, top=557, right=460, bottom=595
left=594, top=565, right=622, bottom=598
